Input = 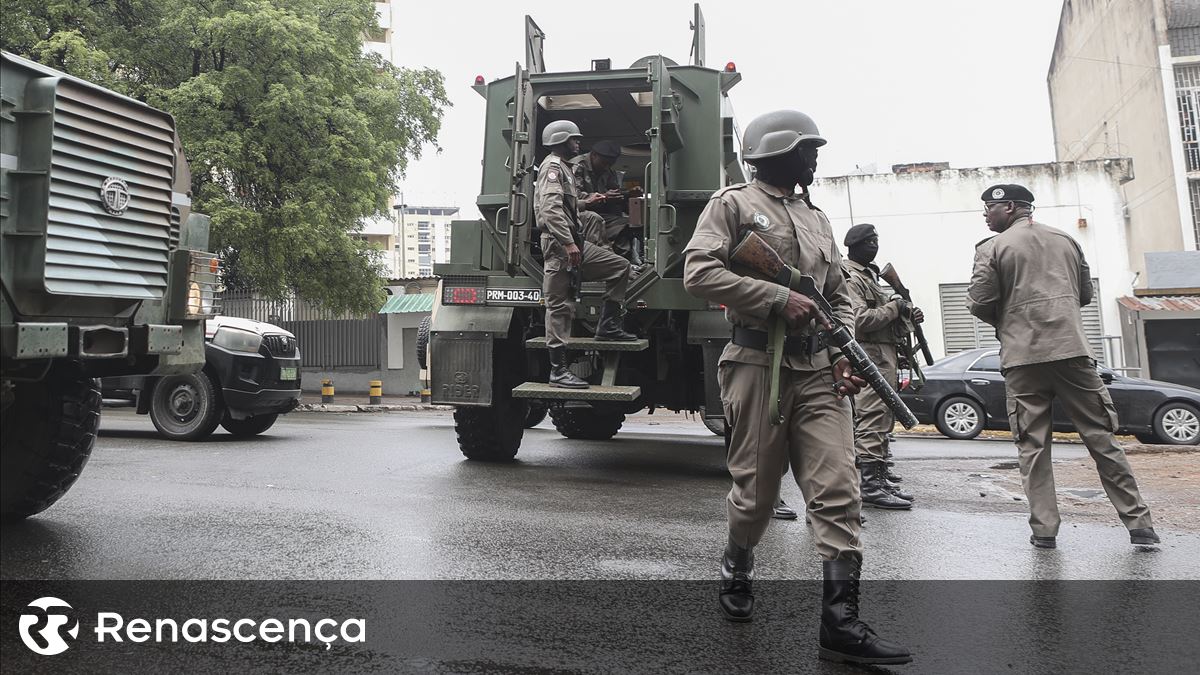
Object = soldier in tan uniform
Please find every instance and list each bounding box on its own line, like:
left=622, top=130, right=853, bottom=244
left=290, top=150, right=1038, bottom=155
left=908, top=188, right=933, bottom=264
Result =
left=535, top=121, right=636, bottom=390
left=967, top=183, right=1159, bottom=549
left=842, top=223, right=918, bottom=510
left=684, top=110, right=910, bottom=666
left=573, top=140, right=644, bottom=264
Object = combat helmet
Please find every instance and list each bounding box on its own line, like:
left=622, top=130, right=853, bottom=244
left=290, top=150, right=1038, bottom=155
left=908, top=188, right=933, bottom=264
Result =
left=542, top=120, right=583, bottom=147
left=741, top=110, right=826, bottom=161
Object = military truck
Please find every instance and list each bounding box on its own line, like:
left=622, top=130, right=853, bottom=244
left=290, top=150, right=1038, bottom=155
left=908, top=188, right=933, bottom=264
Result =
left=428, top=6, right=742, bottom=460
left=0, top=52, right=221, bottom=518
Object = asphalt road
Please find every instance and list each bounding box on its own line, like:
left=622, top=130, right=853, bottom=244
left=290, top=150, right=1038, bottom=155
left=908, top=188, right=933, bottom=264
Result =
left=3, top=408, right=1197, bottom=581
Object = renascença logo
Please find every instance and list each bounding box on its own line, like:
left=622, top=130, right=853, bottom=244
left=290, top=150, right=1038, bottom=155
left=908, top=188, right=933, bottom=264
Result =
left=19, top=597, right=80, bottom=656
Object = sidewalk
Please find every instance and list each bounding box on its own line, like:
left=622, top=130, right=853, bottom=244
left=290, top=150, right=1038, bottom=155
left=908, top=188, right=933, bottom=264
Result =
left=297, top=392, right=450, bottom=413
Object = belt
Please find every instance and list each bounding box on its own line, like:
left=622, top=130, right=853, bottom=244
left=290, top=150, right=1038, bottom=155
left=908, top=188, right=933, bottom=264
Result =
left=731, top=326, right=827, bottom=356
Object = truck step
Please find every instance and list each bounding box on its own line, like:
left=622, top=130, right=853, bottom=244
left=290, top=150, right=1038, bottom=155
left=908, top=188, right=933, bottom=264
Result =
left=512, top=382, right=641, bottom=402
left=524, top=337, right=649, bottom=352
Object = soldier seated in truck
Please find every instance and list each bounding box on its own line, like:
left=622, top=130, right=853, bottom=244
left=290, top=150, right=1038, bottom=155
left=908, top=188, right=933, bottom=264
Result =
left=572, top=140, right=644, bottom=267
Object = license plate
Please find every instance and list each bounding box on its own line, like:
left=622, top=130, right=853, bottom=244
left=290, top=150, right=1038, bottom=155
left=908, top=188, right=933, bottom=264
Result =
left=486, top=288, right=542, bottom=304
left=279, top=367, right=297, bottom=381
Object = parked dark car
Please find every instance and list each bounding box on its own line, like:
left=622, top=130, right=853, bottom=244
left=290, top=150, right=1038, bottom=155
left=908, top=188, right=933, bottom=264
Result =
left=102, top=316, right=301, bottom=440
left=900, top=348, right=1200, bottom=445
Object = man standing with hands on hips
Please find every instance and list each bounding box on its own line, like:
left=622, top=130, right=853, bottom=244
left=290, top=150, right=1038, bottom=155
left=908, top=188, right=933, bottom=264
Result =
left=684, top=109, right=911, bottom=666
left=967, top=183, right=1158, bottom=549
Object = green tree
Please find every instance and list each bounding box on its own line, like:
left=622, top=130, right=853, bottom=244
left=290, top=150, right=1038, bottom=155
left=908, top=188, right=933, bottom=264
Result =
left=2, top=0, right=448, bottom=314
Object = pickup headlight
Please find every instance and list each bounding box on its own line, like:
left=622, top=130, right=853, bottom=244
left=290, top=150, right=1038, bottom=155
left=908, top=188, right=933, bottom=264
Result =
left=213, top=326, right=262, bottom=353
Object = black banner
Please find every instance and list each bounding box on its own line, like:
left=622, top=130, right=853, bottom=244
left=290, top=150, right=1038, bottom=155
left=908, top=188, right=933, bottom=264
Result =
left=3, top=581, right=1198, bottom=673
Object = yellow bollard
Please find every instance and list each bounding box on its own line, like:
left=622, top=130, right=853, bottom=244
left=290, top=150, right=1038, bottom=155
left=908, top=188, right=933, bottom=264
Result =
left=420, top=387, right=431, bottom=404
left=369, top=379, right=382, bottom=405
left=321, top=379, right=335, bottom=404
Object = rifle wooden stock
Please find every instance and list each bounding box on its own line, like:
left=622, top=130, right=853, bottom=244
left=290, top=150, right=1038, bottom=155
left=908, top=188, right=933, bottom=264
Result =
left=730, top=233, right=920, bottom=429
left=879, top=262, right=935, bottom=366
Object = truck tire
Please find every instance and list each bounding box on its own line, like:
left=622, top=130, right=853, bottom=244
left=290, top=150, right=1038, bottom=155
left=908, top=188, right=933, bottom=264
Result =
left=221, top=413, right=279, bottom=438
left=149, top=371, right=224, bottom=441
left=416, top=315, right=431, bottom=369
left=525, top=401, right=549, bottom=428
left=1, top=367, right=101, bottom=520
left=454, top=400, right=525, bottom=461
left=550, top=407, right=625, bottom=440
left=700, top=406, right=727, bottom=436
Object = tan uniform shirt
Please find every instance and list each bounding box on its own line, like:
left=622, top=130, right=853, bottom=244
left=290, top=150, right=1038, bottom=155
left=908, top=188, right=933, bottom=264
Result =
left=535, top=153, right=579, bottom=248
left=571, top=152, right=622, bottom=217
left=683, top=180, right=854, bottom=371
left=967, top=217, right=1094, bottom=369
left=845, top=260, right=902, bottom=345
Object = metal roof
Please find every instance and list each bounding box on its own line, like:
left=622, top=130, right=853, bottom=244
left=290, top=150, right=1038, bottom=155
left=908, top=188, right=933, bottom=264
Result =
left=379, top=293, right=434, bottom=314
left=1117, top=296, right=1200, bottom=312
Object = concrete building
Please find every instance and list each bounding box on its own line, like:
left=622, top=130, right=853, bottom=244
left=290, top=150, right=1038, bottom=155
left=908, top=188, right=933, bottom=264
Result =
left=814, top=158, right=1136, bottom=368
left=397, top=206, right=458, bottom=278
left=1047, top=0, right=1200, bottom=287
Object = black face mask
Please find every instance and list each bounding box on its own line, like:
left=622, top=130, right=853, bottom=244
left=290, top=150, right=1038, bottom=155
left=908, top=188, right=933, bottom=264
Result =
left=752, top=145, right=819, bottom=188
left=848, top=240, right=879, bottom=264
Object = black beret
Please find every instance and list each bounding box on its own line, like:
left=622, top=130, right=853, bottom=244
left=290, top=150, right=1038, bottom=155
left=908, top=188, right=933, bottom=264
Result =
left=843, top=223, right=878, bottom=247
left=981, top=184, right=1034, bottom=204
left=591, top=140, right=622, bottom=158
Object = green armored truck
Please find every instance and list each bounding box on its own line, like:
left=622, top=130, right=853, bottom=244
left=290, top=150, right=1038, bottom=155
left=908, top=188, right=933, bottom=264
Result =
left=427, top=6, right=742, bottom=460
left=0, top=51, right=221, bottom=518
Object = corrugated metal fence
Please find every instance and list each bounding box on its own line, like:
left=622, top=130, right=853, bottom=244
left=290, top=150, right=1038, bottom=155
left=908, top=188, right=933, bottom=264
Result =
left=222, top=291, right=381, bottom=368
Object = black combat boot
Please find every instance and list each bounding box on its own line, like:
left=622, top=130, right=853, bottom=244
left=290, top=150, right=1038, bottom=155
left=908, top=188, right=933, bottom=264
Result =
left=883, top=461, right=903, bottom=483
left=878, top=464, right=915, bottom=502
left=860, top=463, right=912, bottom=510
left=772, top=498, right=799, bottom=520
left=719, top=536, right=754, bottom=622
left=595, top=301, right=637, bottom=341
left=548, top=347, right=589, bottom=389
left=819, top=557, right=913, bottom=665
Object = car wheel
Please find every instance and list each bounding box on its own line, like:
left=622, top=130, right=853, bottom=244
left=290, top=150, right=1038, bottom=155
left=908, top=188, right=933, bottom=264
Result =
left=149, top=371, right=224, bottom=441
left=1152, top=402, right=1200, bottom=446
left=935, top=396, right=985, bottom=440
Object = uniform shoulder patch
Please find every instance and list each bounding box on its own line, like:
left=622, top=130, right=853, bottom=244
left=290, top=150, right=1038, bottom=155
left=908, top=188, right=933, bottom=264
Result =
left=546, top=167, right=560, bottom=183
left=751, top=212, right=770, bottom=230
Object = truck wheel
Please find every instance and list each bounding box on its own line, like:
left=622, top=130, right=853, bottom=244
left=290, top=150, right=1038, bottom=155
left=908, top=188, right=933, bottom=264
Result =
left=1, top=367, right=101, bottom=520
left=454, top=400, right=525, bottom=461
left=415, top=315, right=431, bottom=369
left=525, top=401, right=549, bottom=428
left=221, top=413, right=279, bottom=438
left=149, top=371, right=224, bottom=441
left=1152, top=402, right=1200, bottom=446
left=550, top=407, right=625, bottom=440
left=700, top=406, right=727, bottom=436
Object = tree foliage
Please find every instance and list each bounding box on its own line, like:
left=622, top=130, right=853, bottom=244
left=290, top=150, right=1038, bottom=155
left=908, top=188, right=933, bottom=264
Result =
left=2, top=0, right=449, bottom=314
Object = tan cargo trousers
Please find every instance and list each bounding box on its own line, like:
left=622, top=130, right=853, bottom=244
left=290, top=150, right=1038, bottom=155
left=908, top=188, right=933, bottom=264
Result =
left=1005, top=356, right=1153, bottom=537
left=720, top=361, right=863, bottom=560
left=853, top=342, right=898, bottom=463
left=541, top=233, right=630, bottom=349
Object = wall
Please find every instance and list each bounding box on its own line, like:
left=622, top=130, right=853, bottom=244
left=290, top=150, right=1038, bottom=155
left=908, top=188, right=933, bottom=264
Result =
left=1047, top=0, right=1186, bottom=279
left=302, top=326, right=423, bottom=397
left=813, top=159, right=1136, bottom=362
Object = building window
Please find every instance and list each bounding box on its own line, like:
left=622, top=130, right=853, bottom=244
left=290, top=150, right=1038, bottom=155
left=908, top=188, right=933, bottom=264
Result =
left=1176, top=64, right=1200, bottom=173
left=939, top=280, right=1107, bottom=365
left=1190, top=180, right=1200, bottom=249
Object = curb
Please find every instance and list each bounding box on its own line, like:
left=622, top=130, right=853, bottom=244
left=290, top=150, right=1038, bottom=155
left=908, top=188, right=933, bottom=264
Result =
left=297, top=403, right=453, bottom=413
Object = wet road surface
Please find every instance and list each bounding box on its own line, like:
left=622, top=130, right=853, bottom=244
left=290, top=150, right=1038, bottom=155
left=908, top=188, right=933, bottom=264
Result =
left=4, top=408, right=1197, bottom=581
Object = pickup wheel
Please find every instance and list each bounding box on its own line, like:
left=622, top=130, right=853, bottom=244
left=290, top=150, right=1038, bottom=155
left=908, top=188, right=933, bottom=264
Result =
left=1, top=365, right=101, bottom=520
left=550, top=407, right=625, bottom=440
left=221, top=413, right=279, bottom=438
left=149, top=371, right=224, bottom=441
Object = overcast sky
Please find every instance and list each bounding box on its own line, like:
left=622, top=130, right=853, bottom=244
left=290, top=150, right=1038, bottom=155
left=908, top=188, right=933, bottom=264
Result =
left=392, top=0, right=1067, bottom=217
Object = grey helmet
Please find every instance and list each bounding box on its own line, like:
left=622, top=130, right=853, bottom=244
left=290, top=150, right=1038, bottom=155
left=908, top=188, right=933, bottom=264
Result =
left=741, top=110, right=826, bottom=161
left=542, top=120, right=583, bottom=147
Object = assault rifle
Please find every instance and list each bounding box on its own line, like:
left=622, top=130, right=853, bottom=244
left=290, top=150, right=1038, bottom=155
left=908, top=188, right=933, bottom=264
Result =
left=878, top=263, right=934, bottom=366
left=730, top=232, right=919, bottom=429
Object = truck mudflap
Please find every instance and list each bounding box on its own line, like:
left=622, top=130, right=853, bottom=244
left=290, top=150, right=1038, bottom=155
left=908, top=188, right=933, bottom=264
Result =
left=430, top=305, right=514, bottom=407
